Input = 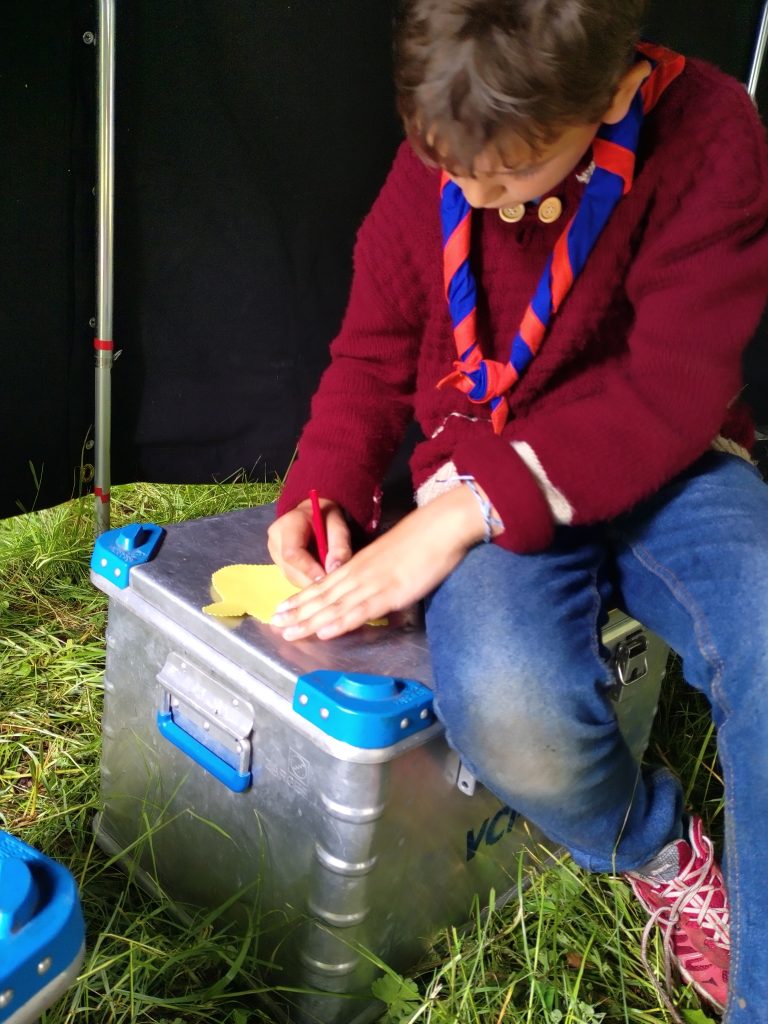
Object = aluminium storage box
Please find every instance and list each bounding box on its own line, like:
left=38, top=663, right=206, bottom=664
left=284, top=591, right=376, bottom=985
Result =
left=91, top=504, right=668, bottom=1024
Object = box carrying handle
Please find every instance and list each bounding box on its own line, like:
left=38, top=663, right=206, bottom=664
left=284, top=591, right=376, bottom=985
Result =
left=156, top=711, right=251, bottom=793
left=156, top=653, right=254, bottom=793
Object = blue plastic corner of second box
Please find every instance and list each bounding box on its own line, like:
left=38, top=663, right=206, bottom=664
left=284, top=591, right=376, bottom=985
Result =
left=0, top=831, right=85, bottom=1024
left=293, top=671, right=435, bottom=748
left=90, top=522, right=165, bottom=589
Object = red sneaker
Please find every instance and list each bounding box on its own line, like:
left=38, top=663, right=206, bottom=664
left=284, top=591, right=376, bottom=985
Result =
left=626, top=816, right=729, bottom=1015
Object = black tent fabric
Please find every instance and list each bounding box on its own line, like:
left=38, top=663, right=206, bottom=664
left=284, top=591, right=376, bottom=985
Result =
left=109, top=1, right=402, bottom=490
left=2, top=0, right=767, bottom=517
left=2, top=1, right=95, bottom=516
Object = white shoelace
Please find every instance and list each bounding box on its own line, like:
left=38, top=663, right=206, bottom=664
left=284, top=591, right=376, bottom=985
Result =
left=637, top=832, right=729, bottom=1022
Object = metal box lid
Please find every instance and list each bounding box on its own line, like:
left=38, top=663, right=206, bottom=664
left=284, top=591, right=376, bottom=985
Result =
left=93, top=504, right=434, bottom=704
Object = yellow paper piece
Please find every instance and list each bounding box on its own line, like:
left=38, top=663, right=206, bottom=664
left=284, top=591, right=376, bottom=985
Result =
left=203, top=563, right=389, bottom=627
left=203, top=564, right=300, bottom=622
left=202, top=600, right=257, bottom=618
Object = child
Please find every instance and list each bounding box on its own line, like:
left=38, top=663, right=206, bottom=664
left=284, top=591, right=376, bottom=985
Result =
left=267, top=1, right=768, bottom=1019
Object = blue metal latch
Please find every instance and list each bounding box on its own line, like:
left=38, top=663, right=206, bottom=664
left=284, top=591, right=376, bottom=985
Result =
left=90, top=522, right=164, bottom=589
left=293, top=671, right=435, bottom=748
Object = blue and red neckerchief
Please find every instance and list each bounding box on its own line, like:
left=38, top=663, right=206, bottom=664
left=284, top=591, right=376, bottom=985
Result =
left=438, top=42, right=685, bottom=434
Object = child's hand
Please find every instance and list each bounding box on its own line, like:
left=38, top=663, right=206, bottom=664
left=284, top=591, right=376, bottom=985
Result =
left=270, top=485, right=487, bottom=640
left=267, top=498, right=352, bottom=587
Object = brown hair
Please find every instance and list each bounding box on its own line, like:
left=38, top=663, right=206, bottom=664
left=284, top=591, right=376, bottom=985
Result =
left=394, top=0, right=648, bottom=173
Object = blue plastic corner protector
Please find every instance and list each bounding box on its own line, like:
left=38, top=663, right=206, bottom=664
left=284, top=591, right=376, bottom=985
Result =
left=293, top=671, right=435, bottom=748
left=90, top=522, right=164, bottom=589
left=0, top=830, right=85, bottom=1023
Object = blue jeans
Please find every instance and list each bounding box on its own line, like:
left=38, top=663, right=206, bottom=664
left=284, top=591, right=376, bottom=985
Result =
left=425, top=453, right=768, bottom=1022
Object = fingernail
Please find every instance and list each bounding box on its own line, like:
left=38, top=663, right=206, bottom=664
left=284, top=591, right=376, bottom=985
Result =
left=282, top=627, right=301, bottom=641
left=325, top=559, right=342, bottom=573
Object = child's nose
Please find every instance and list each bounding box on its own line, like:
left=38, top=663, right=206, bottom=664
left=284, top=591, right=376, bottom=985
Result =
left=453, top=177, right=506, bottom=208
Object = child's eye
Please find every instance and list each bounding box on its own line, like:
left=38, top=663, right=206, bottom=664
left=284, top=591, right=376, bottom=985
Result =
left=510, top=165, right=540, bottom=179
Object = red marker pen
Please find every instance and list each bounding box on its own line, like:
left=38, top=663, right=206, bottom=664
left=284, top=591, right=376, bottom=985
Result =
left=309, top=488, right=328, bottom=570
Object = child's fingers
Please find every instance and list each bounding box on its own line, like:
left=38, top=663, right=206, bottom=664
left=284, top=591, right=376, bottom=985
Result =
left=272, top=562, right=376, bottom=635
left=315, top=597, right=384, bottom=639
left=267, top=510, right=325, bottom=586
left=324, top=506, right=353, bottom=573
left=273, top=565, right=358, bottom=621
left=279, top=551, right=325, bottom=588
left=275, top=577, right=383, bottom=640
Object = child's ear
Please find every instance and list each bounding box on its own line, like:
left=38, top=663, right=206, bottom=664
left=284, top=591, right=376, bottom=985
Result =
left=601, top=61, right=652, bottom=125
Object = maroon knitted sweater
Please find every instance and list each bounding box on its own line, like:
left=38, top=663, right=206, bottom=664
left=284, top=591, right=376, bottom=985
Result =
left=278, top=58, right=768, bottom=554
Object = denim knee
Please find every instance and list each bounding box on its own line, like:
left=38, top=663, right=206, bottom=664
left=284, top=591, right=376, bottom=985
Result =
left=432, top=650, right=613, bottom=809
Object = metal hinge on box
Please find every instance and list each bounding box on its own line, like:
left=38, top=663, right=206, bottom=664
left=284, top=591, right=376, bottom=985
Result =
left=610, top=628, right=649, bottom=699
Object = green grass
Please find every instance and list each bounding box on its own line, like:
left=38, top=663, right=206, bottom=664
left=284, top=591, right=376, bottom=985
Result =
left=0, top=482, right=721, bottom=1024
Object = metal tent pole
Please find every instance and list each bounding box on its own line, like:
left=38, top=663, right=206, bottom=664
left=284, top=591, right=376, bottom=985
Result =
left=747, top=0, right=768, bottom=100
left=94, top=0, right=116, bottom=535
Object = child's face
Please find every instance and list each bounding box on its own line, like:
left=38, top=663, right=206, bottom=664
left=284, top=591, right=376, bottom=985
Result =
left=444, top=121, right=599, bottom=209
